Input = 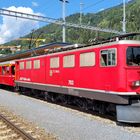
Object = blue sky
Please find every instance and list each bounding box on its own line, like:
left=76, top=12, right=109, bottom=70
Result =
left=0, top=0, right=127, bottom=19
left=0, top=0, right=131, bottom=44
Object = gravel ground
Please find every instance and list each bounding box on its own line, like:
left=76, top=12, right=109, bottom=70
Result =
left=0, top=89, right=140, bottom=140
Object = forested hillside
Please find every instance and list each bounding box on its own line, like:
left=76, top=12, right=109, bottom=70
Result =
left=3, top=0, right=140, bottom=53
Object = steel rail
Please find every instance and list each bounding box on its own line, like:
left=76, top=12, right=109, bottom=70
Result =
left=0, top=113, right=35, bottom=140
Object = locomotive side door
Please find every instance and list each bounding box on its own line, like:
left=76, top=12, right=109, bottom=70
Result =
left=47, top=56, right=61, bottom=85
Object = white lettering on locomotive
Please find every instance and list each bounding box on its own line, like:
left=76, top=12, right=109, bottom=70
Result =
left=68, top=80, right=74, bottom=86
left=19, top=77, right=31, bottom=81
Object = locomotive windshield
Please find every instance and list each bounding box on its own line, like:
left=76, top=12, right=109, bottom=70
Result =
left=127, top=47, right=140, bottom=66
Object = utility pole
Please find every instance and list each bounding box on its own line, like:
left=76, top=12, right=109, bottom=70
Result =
left=80, top=1, right=84, bottom=24
left=122, top=0, right=126, bottom=33
left=60, top=0, right=69, bottom=42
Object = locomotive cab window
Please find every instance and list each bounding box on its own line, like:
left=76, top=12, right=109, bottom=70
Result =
left=100, top=49, right=116, bottom=66
left=127, top=47, right=140, bottom=66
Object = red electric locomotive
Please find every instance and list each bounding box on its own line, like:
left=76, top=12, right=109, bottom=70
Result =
left=14, top=33, right=140, bottom=123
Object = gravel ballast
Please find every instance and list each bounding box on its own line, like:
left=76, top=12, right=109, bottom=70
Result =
left=0, top=89, right=140, bottom=140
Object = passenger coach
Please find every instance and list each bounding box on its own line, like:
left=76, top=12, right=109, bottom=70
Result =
left=0, top=61, right=15, bottom=87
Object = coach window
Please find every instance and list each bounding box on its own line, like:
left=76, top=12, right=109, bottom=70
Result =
left=2, top=67, right=4, bottom=75
left=2, top=66, right=9, bottom=75
left=11, top=66, right=15, bottom=75
left=2, top=67, right=6, bottom=75
left=50, top=57, right=59, bottom=68
left=100, top=49, right=116, bottom=66
left=33, top=60, right=40, bottom=69
left=63, top=55, right=75, bottom=68
left=26, top=61, right=32, bottom=69
left=80, top=52, right=95, bottom=67
left=19, top=62, right=24, bottom=70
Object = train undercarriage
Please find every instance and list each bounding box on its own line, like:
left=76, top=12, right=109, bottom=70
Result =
left=16, top=86, right=140, bottom=123
left=18, top=86, right=116, bottom=117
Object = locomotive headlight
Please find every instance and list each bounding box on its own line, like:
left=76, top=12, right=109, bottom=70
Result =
left=132, top=80, right=140, bottom=87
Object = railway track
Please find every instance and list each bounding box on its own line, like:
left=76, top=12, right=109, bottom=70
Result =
left=0, top=112, right=36, bottom=140
left=0, top=108, right=57, bottom=140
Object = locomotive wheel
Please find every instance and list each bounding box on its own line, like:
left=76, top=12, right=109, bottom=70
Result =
left=45, top=92, right=58, bottom=103
left=74, top=98, right=88, bottom=110
left=58, top=94, right=68, bottom=105
left=19, top=87, right=26, bottom=94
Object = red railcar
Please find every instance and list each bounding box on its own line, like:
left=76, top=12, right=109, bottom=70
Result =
left=15, top=34, right=140, bottom=123
left=0, top=61, right=15, bottom=87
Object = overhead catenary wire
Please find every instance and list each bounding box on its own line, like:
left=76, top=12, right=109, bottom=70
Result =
left=82, top=0, right=106, bottom=11
left=0, top=8, right=123, bottom=35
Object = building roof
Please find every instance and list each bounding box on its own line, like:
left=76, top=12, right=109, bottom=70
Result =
left=0, top=42, right=71, bottom=62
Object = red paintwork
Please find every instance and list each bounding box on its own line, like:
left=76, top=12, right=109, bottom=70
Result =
left=15, top=41, right=140, bottom=94
left=0, top=63, right=15, bottom=87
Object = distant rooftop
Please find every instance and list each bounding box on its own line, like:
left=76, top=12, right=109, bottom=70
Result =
left=0, top=42, right=71, bottom=62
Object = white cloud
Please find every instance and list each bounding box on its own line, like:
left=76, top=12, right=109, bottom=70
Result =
left=0, top=6, right=41, bottom=44
left=98, top=8, right=104, bottom=12
left=32, top=2, right=39, bottom=7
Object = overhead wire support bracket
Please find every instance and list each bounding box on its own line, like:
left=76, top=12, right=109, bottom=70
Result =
left=0, top=8, right=123, bottom=35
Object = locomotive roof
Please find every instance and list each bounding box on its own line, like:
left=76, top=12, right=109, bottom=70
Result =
left=45, top=32, right=140, bottom=55
left=46, top=40, right=140, bottom=56
left=17, top=39, right=140, bottom=61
